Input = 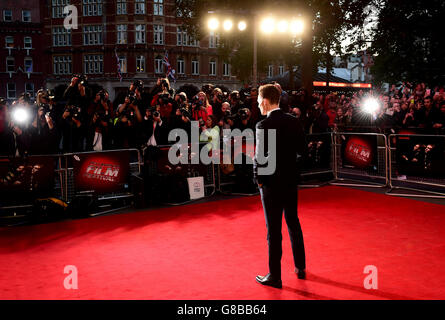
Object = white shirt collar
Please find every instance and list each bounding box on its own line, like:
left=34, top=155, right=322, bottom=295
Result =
left=267, top=107, right=281, bottom=117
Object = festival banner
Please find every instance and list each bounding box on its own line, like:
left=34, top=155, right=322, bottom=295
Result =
left=341, top=135, right=377, bottom=171
left=73, top=151, right=130, bottom=194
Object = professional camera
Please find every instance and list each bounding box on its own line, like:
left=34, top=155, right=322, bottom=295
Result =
left=132, top=80, right=144, bottom=92
left=180, top=106, right=191, bottom=119
left=223, top=110, right=235, bottom=122
left=191, top=96, right=203, bottom=108
left=66, top=105, right=82, bottom=120
left=98, top=90, right=106, bottom=101
left=73, top=74, right=88, bottom=86
left=127, top=92, right=137, bottom=104
left=238, top=108, right=250, bottom=121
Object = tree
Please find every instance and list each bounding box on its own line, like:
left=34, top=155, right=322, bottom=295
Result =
left=370, top=0, right=445, bottom=86
left=175, top=0, right=376, bottom=92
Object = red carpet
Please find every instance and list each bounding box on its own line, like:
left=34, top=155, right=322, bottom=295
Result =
left=1, top=186, right=445, bottom=300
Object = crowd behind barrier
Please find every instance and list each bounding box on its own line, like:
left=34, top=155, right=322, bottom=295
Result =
left=1, top=78, right=445, bottom=214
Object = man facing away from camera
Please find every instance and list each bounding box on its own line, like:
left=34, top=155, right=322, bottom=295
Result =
left=254, top=84, right=307, bottom=289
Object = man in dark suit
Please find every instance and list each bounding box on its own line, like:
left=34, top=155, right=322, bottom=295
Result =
left=254, top=84, right=306, bottom=289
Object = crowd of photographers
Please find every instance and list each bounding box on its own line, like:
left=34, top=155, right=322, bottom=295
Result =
left=1, top=76, right=445, bottom=157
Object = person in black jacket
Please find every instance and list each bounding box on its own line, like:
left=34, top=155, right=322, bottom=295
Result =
left=254, top=84, right=306, bottom=289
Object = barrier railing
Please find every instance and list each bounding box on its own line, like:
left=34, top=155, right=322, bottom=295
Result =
left=216, top=136, right=258, bottom=196
left=300, top=132, right=334, bottom=187
left=386, top=134, right=445, bottom=198
left=330, top=132, right=389, bottom=188
left=144, top=142, right=217, bottom=205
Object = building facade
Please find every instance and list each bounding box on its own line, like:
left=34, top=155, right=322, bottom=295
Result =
left=0, top=0, right=45, bottom=101
left=41, top=0, right=241, bottom=101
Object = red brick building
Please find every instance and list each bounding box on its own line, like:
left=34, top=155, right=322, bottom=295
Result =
left=0, top=0, right=45, bottom=101
left=41, top=0, right=241, bottom=101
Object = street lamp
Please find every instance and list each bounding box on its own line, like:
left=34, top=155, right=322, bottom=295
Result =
left=206, top=13, right=305, bottom=88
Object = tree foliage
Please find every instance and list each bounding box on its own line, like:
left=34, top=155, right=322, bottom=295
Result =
left=370, top=0, right=445, bottom=86
left=175, top=0, right=376, bottom=85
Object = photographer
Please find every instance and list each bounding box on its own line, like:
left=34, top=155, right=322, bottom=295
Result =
left=29, top=104, right=58, bottom=155
left=63, top=75, right=90, bottom=109
left=129, top=80, right=149, bottom=116
left=6, top=94, right=36, bottom=156
left=59, top=104, right=84, bottom=152
left=305, top=101, right=329, bottom=133
left=142, top=106, right=168, bottom=147
left=114, top=94, right=143, bottom=149
left=170, top=92, right=192, bottom=138
left=150, top=78, right=174, bottom=123
left=233, top=107, right=255, bottom=131
left=219, top=102, right=234, bottom=131
left=86, top=90, right=113, bottom=151
left=211, top=88, right=224, bottom=121
left=229, top=91, right=244, bottom=115
left=190, top=92, right=210, bottom=123
left=243, top=87, right=262, bottom=124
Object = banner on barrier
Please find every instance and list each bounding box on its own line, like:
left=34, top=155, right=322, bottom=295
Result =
left=0, top=156, right=55, bottom=201
left=341, top=135, right=378, bottom=171
left=73, top=151, right=130, bottom=194
left=395, top=135, right=445, bottom=177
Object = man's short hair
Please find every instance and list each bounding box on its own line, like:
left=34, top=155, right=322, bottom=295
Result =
left=259, top=84, right=281, bottom=105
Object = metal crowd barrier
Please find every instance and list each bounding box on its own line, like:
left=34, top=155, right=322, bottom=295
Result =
left=330, top=132, right=389, bottom=188
left=147, top=142, right=217, bottom=205
left=216, top=136, right=259, bottom=196
left=299, top=132, right=334, bottom=188
left=386, top=134, right=445, bottom=199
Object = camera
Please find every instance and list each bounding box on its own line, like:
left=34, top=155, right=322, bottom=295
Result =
left=73, top=74, right=87, bottom=86
left=66, top=105, right=82, bottom=120
left=180, top=107, right=191, bottom=119
left=223, top=110, right=235, bottom=122
left=192, top=96, right=203, bottom=108
left=127, top=92, right=137, bottom=104
left=238, top=108, right=249, bottom=121
left=132, top=80, right=144, bottom=92
left=98, top=90, right=106, bottom=101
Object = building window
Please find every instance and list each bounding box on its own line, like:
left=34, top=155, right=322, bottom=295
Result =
left=191, top=59, right=199, bottom=75
left=7, top=83, right=16, bottom=99
left=209, top=59, right=217, bottom=76
left=24, top=37, right=32, bottom=49
left=52, top=0, right=70, bottom=18
left=154, top=0, right=163, bottom=16
left=25, top=83, right=34, bottom=98
left=176, top=27, right=198, bottom=46
left=116, top=0, right=127, bottom=15
left=135, top=24, right=145, bottom=44
left=24, top=58, right=33, bottom=73
left=83, top=0, right=102, bottom=16
left=5, top=36, right=14, bottom=48
left=52, top=27, right=72, bottom=46
left=53, top=55, right=72, bottom=75
left=116, top=24, right=127, bottom=44
left=154, top=55, right=163, bottom=74
left=136, top=55, right=145, bottom=73
left=119, top=56, right=127, bottom=73
left=3, top=10, right=12, bottom=22
left=84, top=54, right=103, bottom=74
left=278, top=65, right=284, bottom=75
left=177, top=58, right=184, bottom=75
left=83, top=25, right=103, bottom=45
left=22, top=10, right=31, bottom=22
left=223, top=62, right=230, bottom=76
left=6, top=57, right=15, bottom=72
left=268, top=65, right=273, bottom=77
left=135, top=0, right=145, bottom=14
left=154, top=25, right=164, bottom=45
left=209, top=31, right=219, bottom=48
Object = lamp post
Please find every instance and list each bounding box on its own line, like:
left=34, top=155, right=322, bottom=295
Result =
left=206, top=12, right=305, bottom=89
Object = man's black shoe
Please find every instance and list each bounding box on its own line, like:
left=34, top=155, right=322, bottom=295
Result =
left=255, top=273, right=282, bottom=289
left=295, top=268, right=306, bottom=279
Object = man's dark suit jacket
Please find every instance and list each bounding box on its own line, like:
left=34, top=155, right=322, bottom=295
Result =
left=253, top=109, right=306, bottom=188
